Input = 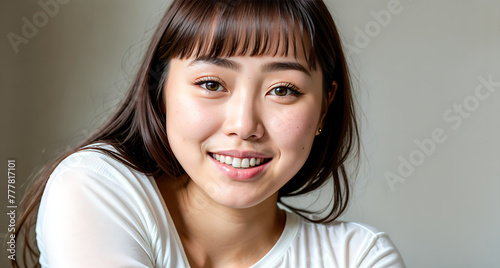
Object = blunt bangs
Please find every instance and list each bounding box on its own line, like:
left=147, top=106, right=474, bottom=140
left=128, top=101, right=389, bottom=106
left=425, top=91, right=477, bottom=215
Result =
left=157, top=0, right=318, bottom=70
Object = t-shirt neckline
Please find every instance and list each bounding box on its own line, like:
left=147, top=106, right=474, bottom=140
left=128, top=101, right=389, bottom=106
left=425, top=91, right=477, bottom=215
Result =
left=248, top=210, right=300, bottom=267
left=149, top=178, right=300, bottom=267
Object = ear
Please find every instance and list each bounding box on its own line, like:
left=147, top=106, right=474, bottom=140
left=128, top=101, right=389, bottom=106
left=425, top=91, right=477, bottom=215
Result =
left=320, top=81, right=338, bottom=120
left=328, top=81, right=338, bottom=106
left=316, top=82, right=338, bottom=135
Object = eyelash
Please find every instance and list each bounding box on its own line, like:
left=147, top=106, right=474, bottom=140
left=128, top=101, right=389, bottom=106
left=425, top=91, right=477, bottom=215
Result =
left=193, top=76, right=226, bottom=92
left=270, top=82, right=304, bottom=97
left=193, top=77, right=303, bottom=97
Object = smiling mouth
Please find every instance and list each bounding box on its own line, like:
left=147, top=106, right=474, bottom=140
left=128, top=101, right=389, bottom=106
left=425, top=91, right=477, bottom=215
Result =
left=209, top=153, right=272, bottom=169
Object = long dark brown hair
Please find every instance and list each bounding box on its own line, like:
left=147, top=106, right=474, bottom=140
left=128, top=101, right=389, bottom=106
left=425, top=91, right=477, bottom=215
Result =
left=12, top=0, right=359, bottom=266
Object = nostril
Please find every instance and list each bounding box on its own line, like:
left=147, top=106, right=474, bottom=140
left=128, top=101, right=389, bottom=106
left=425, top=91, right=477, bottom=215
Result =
left=221, top=97, right=265, bottom=139
left=223, top=122, right=265, bottom=140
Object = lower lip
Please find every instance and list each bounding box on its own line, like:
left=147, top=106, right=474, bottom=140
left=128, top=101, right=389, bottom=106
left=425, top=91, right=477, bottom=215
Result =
left=209, top=156, right=270, bottom=181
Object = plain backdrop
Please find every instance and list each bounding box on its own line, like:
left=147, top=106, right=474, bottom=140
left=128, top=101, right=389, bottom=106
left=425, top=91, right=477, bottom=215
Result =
left=1, top=1, right=499, bottom=267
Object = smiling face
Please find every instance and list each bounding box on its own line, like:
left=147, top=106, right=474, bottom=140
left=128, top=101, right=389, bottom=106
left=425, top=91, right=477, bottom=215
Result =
left=164, top=53, right=324, bottom=209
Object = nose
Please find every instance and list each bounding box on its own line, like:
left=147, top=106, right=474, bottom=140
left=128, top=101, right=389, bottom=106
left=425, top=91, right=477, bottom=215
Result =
left=222, top=90, right=264, bottom=140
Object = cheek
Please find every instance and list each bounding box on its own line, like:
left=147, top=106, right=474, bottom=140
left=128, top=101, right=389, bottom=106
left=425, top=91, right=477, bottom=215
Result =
left=166, top=95, right=220, bottom=146
left=268, top=107, right=320, bottom=151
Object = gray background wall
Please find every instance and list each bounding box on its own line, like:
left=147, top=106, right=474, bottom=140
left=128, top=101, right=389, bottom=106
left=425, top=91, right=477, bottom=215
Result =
left=1, top=0, right=499, bottom=267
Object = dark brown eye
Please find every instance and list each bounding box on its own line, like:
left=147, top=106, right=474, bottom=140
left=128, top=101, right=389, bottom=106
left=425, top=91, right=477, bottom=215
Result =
left=274, top=87, right=288, bottom=96
left=268, top=83, right=302, bottom=98
left=204, top=81, right=221, bottom=91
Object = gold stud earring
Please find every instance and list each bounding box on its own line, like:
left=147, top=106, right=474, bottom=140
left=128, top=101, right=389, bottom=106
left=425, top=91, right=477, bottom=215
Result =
left=316, top=127, right=322, bottom=136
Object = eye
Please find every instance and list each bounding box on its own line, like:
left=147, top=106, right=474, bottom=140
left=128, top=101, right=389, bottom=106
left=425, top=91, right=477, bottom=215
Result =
left=268, top=83, right=303, bottom=97
left=194, top=77, right=226, bottom=92
left=202, top=81, right=223, bottom=91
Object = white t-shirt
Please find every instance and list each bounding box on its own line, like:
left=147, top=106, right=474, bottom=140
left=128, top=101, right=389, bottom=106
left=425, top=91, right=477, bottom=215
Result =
left=36, top=144, right=406, bottom=268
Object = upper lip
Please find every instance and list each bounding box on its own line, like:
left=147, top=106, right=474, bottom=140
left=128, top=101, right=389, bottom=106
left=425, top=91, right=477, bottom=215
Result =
left=210, top=150, right=272, bottom=159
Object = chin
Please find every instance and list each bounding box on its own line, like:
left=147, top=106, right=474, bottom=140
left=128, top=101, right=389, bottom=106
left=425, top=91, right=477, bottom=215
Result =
left=209, top=188, right=276, bottom=210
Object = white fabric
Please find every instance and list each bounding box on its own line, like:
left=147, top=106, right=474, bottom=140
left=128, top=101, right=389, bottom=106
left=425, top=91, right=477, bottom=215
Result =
left=36, top=144, right=406, bottom=268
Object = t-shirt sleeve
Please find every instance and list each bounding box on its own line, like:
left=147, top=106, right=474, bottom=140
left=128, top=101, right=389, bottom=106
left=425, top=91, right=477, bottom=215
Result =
left=353, top=224, right=406, bottom=268
left=36, top=154, right=157, bottom=268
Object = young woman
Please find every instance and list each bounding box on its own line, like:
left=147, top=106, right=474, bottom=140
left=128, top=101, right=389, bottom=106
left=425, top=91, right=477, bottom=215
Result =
left=14, top=0, right=405, bottom=267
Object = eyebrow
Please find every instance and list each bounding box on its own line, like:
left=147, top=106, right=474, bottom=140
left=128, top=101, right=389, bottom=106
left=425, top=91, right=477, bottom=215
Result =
left=189, top=56, right=311, bottom=77
left=189, top=56, right=241, bottom=70
left=261, top=61, right=311, bottom=77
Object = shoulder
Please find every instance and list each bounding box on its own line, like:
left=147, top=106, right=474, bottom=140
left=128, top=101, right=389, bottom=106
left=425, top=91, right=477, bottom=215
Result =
left=36, top=143, right=170, bottom=267
left=292, top=215, right=406, bottom=267
left=38, top=143, right=162, bottom=229
left=39, top=142, right=157, bottom=216
left=41, top=142, right=162, bottom=212
left=45, top=143, right=156, bottom=196
left=51, top=143, right=141, bottom=182
left=300, top=219, right=389, bottom=245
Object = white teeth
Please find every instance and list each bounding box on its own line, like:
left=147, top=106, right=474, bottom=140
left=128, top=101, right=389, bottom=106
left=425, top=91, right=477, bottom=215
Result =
left=241, top=158, right=250, bottom=168
left=212, top=153, right=268, bottom=169
left=232, top=158, right=241, bottom=168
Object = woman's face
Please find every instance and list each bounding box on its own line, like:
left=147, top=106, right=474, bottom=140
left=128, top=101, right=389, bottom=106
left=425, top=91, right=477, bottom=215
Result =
left=164, top=53, right=324, bottom=209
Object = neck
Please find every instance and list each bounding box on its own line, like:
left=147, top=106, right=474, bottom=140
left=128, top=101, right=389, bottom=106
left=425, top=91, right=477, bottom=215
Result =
left=160, top=175, right=286, bottom=268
